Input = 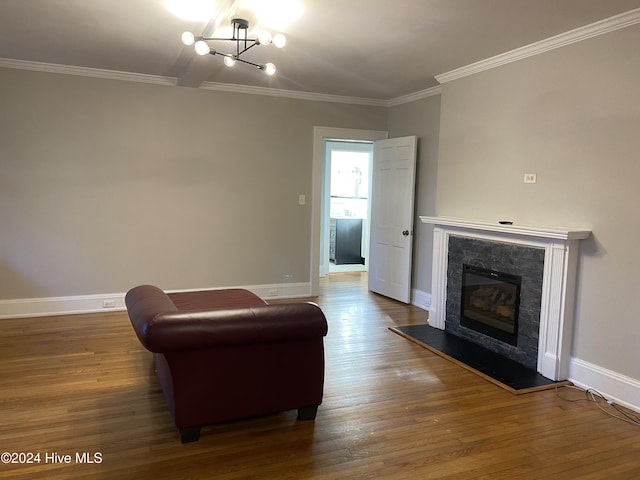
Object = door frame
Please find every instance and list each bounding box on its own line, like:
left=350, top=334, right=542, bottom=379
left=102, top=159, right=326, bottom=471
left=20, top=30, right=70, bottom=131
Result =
left=310, top=127, right=387, bottom=296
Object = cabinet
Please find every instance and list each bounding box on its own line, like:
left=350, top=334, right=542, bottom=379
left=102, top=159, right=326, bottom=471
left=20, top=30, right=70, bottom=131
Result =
left=330, top=218, right=364, bottom=265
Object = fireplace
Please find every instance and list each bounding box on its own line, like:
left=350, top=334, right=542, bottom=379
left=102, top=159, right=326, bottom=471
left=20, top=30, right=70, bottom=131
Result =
left=420, top=216, right=591, bottom=380
left=461, top=265, right=521, bottom=346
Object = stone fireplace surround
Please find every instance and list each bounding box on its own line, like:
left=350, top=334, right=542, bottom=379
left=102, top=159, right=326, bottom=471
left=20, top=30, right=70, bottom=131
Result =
left=420, top=217, right=591, bottom=381
left=446, top=236, right=545, bottom=370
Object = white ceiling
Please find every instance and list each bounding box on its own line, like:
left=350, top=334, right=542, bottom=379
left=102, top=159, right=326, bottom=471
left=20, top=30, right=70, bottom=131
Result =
left=1, top=0, right=640, bottom=100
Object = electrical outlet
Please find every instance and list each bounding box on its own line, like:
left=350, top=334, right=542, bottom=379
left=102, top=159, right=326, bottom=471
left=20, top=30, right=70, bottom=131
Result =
left=298, top=194, right=306, bottom=205
left=267, top=289, right=278, bottom=297
left=523, top=173, right=537, bottom=184
left=103, top=300, right=116, bottom=308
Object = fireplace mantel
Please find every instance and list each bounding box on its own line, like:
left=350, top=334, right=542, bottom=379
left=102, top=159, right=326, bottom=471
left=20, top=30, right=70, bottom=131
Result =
left=420, top=216, right=591, bottom=381
left=420, top=216, right=591, bottom=241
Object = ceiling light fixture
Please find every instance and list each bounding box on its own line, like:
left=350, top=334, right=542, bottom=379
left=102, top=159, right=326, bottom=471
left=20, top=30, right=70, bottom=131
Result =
left=181, top=18, right=285, bottom=76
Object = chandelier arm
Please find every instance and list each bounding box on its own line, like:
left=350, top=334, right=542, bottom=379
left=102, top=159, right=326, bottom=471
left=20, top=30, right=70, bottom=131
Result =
left=233, top=57, right=264, bottom=69
left=207, top=50, right=262, bottom=69
left=201, top=36, right=258, bottom=42
left=199, top=37, right=259, bottom=59
left=237, top=42, right=259, bottom=57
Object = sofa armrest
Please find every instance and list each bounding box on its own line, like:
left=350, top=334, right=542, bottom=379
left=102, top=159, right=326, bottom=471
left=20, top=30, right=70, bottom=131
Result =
left=129, top=302, right=328, bottom=353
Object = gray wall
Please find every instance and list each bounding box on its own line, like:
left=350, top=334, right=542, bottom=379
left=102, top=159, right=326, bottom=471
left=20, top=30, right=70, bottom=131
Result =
left=387, top=95, right=441, bottom=296
left=0, top=68, right=387, bottom=298
left=436, top=25, right=640, bottom=381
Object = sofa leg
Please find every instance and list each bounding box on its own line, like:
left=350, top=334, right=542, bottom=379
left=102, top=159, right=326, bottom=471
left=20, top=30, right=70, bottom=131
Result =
left=179, top=427, right=201, bottom=443
left=297, top=405, right=318, bottom=421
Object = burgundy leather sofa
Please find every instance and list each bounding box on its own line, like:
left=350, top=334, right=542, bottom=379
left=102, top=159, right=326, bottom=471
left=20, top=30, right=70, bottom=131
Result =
left=125, top=285, right=328, bottom=443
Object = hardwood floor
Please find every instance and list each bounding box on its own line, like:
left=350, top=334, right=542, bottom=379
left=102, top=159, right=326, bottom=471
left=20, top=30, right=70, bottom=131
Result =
left=1, top=272, right=638, bottom=479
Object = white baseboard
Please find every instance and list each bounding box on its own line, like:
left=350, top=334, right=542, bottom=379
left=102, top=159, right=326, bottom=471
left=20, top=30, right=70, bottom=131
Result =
left=411, top=289, right=431, bottom=312
left=569, top=357, right=640, bottom=413
left=0, top=282, right=313, bottom=319
left=225, top=282, right=312, bottom=301
left=0, top=293, right=129, bottom=319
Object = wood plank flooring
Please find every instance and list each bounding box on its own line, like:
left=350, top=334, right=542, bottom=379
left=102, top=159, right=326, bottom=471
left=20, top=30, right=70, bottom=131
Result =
left=1, top=272, right=639, bottom=479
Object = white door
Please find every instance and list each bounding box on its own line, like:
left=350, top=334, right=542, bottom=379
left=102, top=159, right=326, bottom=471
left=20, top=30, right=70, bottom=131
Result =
left=368, top=136, right=417, bottom=303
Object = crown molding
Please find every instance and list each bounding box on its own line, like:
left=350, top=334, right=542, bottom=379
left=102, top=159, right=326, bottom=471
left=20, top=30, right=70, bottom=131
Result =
left=0, top=57, right=177, bottom=86
left=200, top=81, right=388, bottom=106
left=436, top=7, right=640, bottom=84
left=386, top=85, right=442, bottom=107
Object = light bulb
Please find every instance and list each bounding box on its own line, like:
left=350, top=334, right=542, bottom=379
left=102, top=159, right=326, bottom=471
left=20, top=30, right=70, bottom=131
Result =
left=273, top=33, right=286, bottom=49
left=257, top=30, right=272, bottom=45
left=263, top=63, right=276, bottom=76
left=181, top=31, right=195, bottom=46
left=194, top=40, right=210, bottom=55
left=224, top=55, right=236, bottom=67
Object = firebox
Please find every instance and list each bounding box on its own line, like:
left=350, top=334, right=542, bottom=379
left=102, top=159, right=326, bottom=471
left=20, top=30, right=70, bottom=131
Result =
left=460, top=264, right=521, bottom=346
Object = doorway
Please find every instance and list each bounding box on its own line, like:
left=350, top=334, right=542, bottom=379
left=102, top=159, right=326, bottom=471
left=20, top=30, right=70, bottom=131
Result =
left=323, top=140, right=373, bottom=275
left=310, top=127, right=388, bottom=296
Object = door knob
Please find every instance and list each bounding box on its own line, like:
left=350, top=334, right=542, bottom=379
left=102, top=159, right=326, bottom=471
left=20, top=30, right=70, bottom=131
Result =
left=402, top=230, right=410, bottom=236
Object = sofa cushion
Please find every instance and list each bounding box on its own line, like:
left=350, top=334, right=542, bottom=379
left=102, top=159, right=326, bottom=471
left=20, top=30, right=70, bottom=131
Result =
left=168, top=288, right=266, bottom=311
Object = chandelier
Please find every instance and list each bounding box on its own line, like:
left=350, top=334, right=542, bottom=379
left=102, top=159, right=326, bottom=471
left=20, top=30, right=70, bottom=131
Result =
left=181, top=18, right=286, bottom=76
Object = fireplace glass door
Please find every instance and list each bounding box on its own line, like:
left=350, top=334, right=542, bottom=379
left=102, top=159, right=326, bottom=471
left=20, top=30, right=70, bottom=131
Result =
left=460, top=264, right=521, bottom=346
